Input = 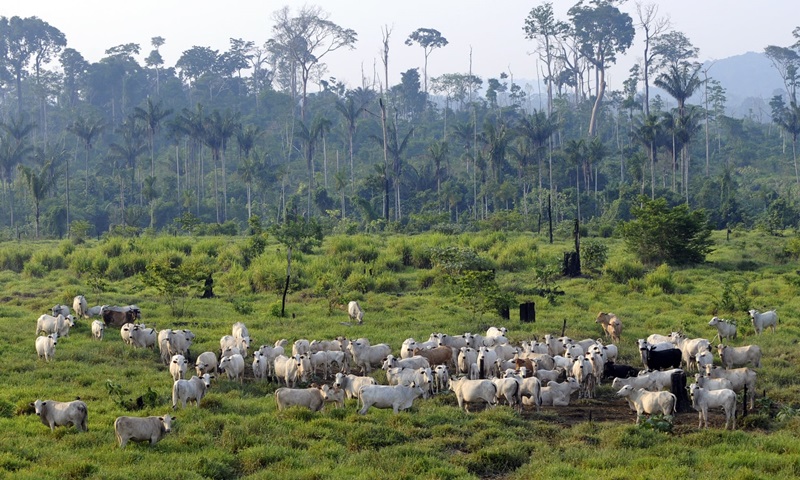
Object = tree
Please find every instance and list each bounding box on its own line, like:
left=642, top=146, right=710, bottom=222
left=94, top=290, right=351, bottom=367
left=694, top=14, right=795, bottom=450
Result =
left=523, top=3, right=569, bottom=115
left=404, top=28, right=448, bottom=95
left=296, top=114, right=332, bottom=216
left=0, top=114, right=36, bottom=230
left=236, top=125, right=262, bottom=219
left=427, top=140, right=449, bottom=202
left=634, top=2, right=670, bottom=116
left=270, top=215, right=323, bottom=317
left=19, top=147, right=60, bottom=238
left=335, top=93, right=367, bottom=187
left=771, top=96, right=800, bottom=184
left=268, top=5, right=357, bottom=121
left=133, top=97, right=173, bottom=177
left=632, top=113, right=662, bottom=198
left=568, top=0, right=635, bottom=137
left=141, top=254, right=210, bottom=317
left=108, top=117, right=147, bottom=225
left=621, top=196, right=712, bottom=265
left=145, top=36, right=165, bottom=95
left=765, top=45, right=800, bottom=104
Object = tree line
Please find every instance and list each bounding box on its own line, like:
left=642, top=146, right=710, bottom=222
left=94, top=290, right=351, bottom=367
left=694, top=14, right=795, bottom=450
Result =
left=0, top=2, right=799, bottom=241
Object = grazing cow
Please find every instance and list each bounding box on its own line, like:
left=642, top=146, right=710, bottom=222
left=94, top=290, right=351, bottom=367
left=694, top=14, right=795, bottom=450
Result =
left=86, top=305, right=103, bottom=318
left=169, top=354, right=188, bottom=382
left=640, top=345, right=682, bottom=371
left=348, top=301, right=364, bottom=324
left=35, top=333, right=58, bottom=361
left=595, top=312, right=622, bottom=343
left=704, top=365, right=757, bottom=409
left=358, top=383, right=424, bottom=414
left=689, top=383, right=736, bottom=429
left=73, top=295, right=88, bottom=319
left=275, top=386, right=326, bottom=412
left=333, top=372, right=377, bottom=400
left=31, top=399, right=87, bottom=432
left=526, top=377, right=580, bottom=407
left=347, top=341, right=391, bottom=375
left=114, top=414, right=173, bottom=448
left=616, top=385, right=676, bottom=423
left=694, top=373, right=733, bottom=391
left=718, top=344, right=762, bottom=369
left=36, top=313, right=73, bottom=337
left=602, top=361, right=640, bottom=381
left=130, top=324, right=157, bottom=349
left=195, top=352, right=218, bottom=377
left=172, top=374, right=212, bottom=409
left=669, top=332, right=711, bottom=371
left=611, top=374, right=656, bottom=393
left=708, top=317, right=737, bottom=342
left=219, top=354, right=245, bottom=383
left=91, top=320, right=105, bottom=340
left=51, top=304, right=70, bottom=317
left=448, top=377, right=497, bottom=413
left=101, top=305, right=141, bottom=328
left=748, top=309, right=778, bottom=335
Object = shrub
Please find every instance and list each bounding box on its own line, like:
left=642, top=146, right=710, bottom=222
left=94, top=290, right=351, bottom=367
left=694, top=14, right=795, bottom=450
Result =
left=605, top=258, right=646, bottom=284
left=581, top=238, right=609, bottom=272
left=644, top=264, right=677, bottom=294
left=374, top=273, right=400, bottom=293
left=344, top=272, right=374, bottom=294
left=490, top=237, right=537, bottom=272
left=0, top=247, right=32, bottom=272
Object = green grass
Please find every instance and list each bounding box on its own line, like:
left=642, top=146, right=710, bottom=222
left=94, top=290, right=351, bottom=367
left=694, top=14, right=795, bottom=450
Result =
left=3, top=229, right=800, bottom=478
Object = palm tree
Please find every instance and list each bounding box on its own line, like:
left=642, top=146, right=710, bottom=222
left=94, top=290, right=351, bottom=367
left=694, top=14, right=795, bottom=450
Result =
left=335, top=95, right=367, bottom=187
left=633, top=113, right=662, bottom=198
left=236, top=125, right=262, bottom=220
left=142, top=175, right=159, bottom=228
left=67, top=116, right=104, bottom=195
left=109, top=118, right=147, bottom=225
left=18, top=149, right=58, bottom=238
left=564, top=139, right=587, bottom=222
left=133, top=97, right=173, bottom=177
left=517, top=110, right=557, bottom=200
left=427, top=140, right=448, bottom=202
left=296, top=115, right=332, bottom=217
left=772, top=100, right=800, bottom=184
left=0, top=115, right=37, bottom=230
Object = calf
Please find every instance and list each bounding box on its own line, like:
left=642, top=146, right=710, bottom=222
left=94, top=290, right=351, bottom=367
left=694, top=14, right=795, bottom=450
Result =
left=689, top=383, right=736, bottom=429
left=31, top=399, right=88, bottom=432
left=91, top=320, right=105, bottom=340
left=616, top=385, right=676, bottom=423
left=35, top=333, right=57, bottom=362
left=114, top=414, right=173, bottom=448
left=195, top=351, right=219, bottom=377
left=170, top=354, right=188, bottom=382
left=602, top=361, right=640, bottom=381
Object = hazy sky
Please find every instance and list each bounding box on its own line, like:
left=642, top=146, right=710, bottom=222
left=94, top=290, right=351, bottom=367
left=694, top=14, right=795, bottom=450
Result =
left=8, top=1, right=799, bottom=92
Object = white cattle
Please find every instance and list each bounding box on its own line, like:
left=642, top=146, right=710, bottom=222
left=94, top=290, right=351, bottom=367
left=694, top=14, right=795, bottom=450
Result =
left=748, top=309, right=778, bottom=335
left=637, top=368, right=684, bottom=391
left=433, top=332, right=469, bottom=351
left=348, top=301, right=364, bottom=324
left=708, top=317, right=737, bottom=342
left=544, top=334, right=571, bottom=356
left=91, top=320, right=105, bottom=340
left=114, top=414, right=173, bottom=448
left=647, top=333, right=672, bottom=344
left=252, top=352, right=268, bottom=380
left=486, top=326, right=508, bottom=338
left=51, top=304, right=70, bottom=317
left=595, top=312, right=622, bottom=343
left=476, top=347, right=498, bottom=379
left=358, top=383, right=424, bottom=414
left=72, top=295, right=88, bottom=319
left=637, top=338, right=674, bottom=353
left=31, top=399, right=87, bottom=432
left=275, top=387, right=326, bottom=412
left=333, top=373, right=377, bottom=400
left=219, top=354, right=245, bottom=383
left=505, top=371, right=542, bottom=411
left=130, top=324, right=157, bottom=349
left=292, top=339, right=310, bottom=357
left=689, top=383, right=736, bottom=429
left=35, top=333, right=57, bottom=361
left=166, top=329, right=194, bottom=358
left=521, top=341, right=550, bottom=355
left=36, top=314, right=73, bottom=337
left=195, top=352, right=218, bottom=377
left=257, top=345, right=285, bottom=381
left=232, top=322, right=251, bottom=348
left=704, top=365, right=757, bottom=409
left=221, top=335, right=248, bottom=358
left=616, top=385, right=676, bottom=422
left=347, top=341, right=391, bottom=374
left=382, top=354, right=430, bottom=371
left=718, top=344, right=762, bottom=369
left=611, top=374, right=656, bottom=392
left=526, top=377, right=580, bottom=407
left=320, top=384, right=345, bottom=409
left=531, top=365, right=563, bottom=385
left=158, top=329, right=173, bottom=364
left=669, top=332, right=711, bottom=371
left=120, top=323, right=135, bottom=345
left=695, top=351, right=714, bottom=371
left=86, top=305, right=104, bottom=318
left=448, top=377, right=497, bottom=413
left=694, top=373, right=734, bottom=391
left=571, top=355, right=594, bottom=398
left=457, top=347, right=478, bottom=375
left=169, top=354, right=188, bottom=382
left=386, top=367, right=432, bottom=396
left=172, top=374, right=212, bottom=409
left=433, top=365, right=450, bottom=395
left=492, top=376, right=522, bottom=412
left=274, top=355, right=301, bottom=387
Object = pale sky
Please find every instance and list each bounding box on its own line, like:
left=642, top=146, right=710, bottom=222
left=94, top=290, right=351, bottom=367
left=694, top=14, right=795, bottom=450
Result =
left=7, top=1, right=799, bottom=93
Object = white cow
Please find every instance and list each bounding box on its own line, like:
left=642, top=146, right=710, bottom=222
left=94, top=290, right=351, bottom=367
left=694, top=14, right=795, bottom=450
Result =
left=492, top=376, right=522, bottom=412
left=258, top=344, right=285, bottom=381
left=169, top=354, right=188, bottom=382
left=504, top=371, right=542, bottom=411
left=91, top=320, right=105, bottom=340
left=252, top=352, right=268, bottom=380
left=275, top=387, right=326, bottom=412
left=457, top=347, right=478, bottom=376
left=647, top=333, right=672, bottom=344
left=525, top=377, right=580, bottom=407
left=172, top=374, right=212, bottom=409
left=704, top=365, right=757, bottom=409
left=120, top=323, right=135, bottom=346
left=36, top=314, right=73, bottom=337
left=35, top=333, right=58, bottom=361
left=689, top=383, right=736, bottom=429
left=748, top=309, right=778, bottom=335
left=347, top=341, right=391, bottom=374
left=221, top=335, right=248, bottom=359
left=114, top=414, right=173, bottom=448
left=167, top=329, right=194, bottom=359
left=358, top=383, right=424, bottom=414
left=382, top=354, right=430, bottom=371
left=616, top=385, right=676, bottom=423
left=130, top=324, right=157, bottom=349
left=51, top=304, right=70, bottom=317
left=694, top=373, right=734, bottom=391
left=232, top=322, right=251, bottom=347
left=695, top=351, right=714, bottom=371
left=708, top=317, right=737, bottom=342
left=718, top=344, right=762, bottom=369
left=333, top=373, right=377, bottom=400
left=433, top=365, right=450, bottom=395
left=348, top=301, right=364, bottom=324
left=637, top=368, right=684, bottom=391
left=476, top=347, right=498, bottom=379
left=669, top=332, right=711, bottom=371
left=274, top=355, right=300, bottom=387
left=195, top=352, right=219, bottom=377
left=448, top=377, right=497, bottom=413
left=611, top=374, right=656, bottom=392
left=595, top=312, right=622, bottom=343
left=31, top=399, right=87, bottom=432
left=219, top=354, right=245, bottom=383
left=158, top=329, right=173, bottom=364
left=73, top=295, right=88, bottom=319
left=321, top=384, right=345, bottom=409
left=86, top=305, right=103, bottom=318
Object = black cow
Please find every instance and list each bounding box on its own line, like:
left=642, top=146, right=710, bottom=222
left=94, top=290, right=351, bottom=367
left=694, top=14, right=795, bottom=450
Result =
left=602, top=361, right=640, bottom=380
left=641, top=347, right=682, bottom=370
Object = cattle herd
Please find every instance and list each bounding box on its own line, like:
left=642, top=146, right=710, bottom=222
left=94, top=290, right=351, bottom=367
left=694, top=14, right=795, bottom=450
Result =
left=31, top=299, right=777, bottom=447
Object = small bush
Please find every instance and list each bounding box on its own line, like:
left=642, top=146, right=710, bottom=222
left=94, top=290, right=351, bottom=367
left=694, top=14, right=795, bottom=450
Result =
left=344, top=272, right=374, bottom=294
left=605, top=258, right=645, bottom=284
left=644, top=264, right=677, bottom=294
left=417, top=271, right=436, bottom=289
left=581, top=238, right=609, bottom=272
left=374, top=273, right=400, bottom=293
left=0, top=247, right=32, bottom=272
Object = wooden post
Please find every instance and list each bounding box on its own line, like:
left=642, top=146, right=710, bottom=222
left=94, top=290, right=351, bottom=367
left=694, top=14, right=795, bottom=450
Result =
left=561, top=319, right=567, bottom=337
left=742, top=384, right=748, bottom=416
left=547, top=194, right=553, bottom=244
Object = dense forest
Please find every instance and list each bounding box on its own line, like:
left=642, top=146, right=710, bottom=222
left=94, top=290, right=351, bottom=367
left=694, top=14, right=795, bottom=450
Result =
left=0, top=2, right=799, bottom=240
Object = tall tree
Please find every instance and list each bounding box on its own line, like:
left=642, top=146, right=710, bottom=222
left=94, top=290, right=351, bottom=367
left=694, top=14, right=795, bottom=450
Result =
left=404, top=28, right=448, bottom=95
left=268, top=5, right=357, bottom=121
left=568, top=0, right=635, bottom=137
left=632, top=113, right=662, bottom=198
left=296, top=115, right=332, bottom=216
left=202, top=109, right=239, bottom=223
left=635, top=2, right=670, bottom=116
left=134, top=97, right=173, bottom=177
left=145, top=36, right=166, bottom=95
left=108, top=117, right=147, bottom=224
left=19, top=146, right=60, bottom=238
left=335, top=93, right=367, bottom=187
left=523, top=3, right=569, bottom=115
left=0, top=115, right=36, bottom=230
left=771, top=96, right=800, bottom=184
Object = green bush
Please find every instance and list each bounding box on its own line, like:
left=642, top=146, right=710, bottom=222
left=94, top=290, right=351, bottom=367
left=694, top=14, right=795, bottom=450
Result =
left=344, top=271, right=374, bottom=293
left=374, top=273, right=400, bottom=293
left=0, top=247, right=32, bottom=272
left=490, top=236, right=537, bottom=272
left=581, top=238, right=609, bottom=272
left=644, top=264, right=677, bottom=294
left=605, top=258, right=645, bottom=284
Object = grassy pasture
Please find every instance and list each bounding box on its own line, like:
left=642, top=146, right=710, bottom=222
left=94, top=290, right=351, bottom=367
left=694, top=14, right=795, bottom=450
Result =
left=2, top=228, right=800, bottom=479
